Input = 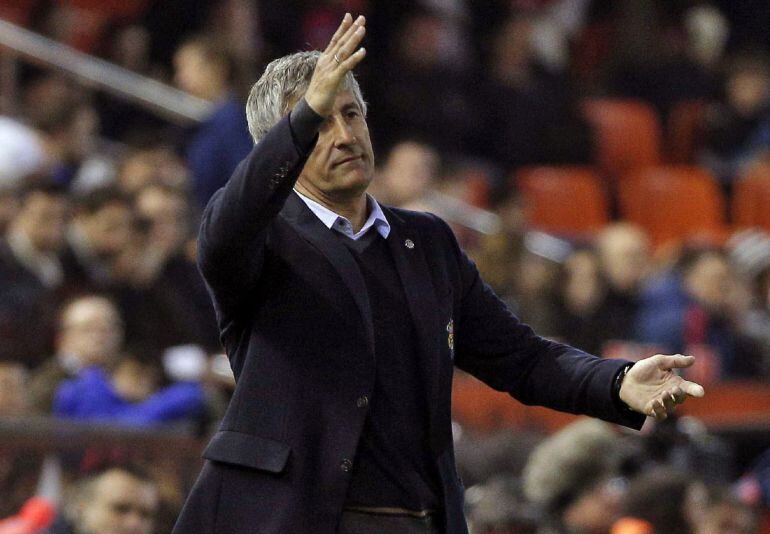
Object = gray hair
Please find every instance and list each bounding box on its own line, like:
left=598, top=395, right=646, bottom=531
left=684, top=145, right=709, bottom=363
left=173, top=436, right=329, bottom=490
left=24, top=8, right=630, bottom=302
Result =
left=246, top=51, right=367, bottom=144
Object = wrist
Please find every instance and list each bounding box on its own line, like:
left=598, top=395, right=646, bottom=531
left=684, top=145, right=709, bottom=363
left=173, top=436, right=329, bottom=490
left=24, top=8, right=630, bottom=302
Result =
left=613, top=362, right=635, bottom=412
left=303, top=93, right=330, bottom=118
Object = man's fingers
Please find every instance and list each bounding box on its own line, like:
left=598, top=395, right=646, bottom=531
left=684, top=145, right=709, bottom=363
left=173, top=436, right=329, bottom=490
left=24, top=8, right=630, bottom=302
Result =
left=662, top=390, right=676, bottom=413
left=657, top=354, right=695, bottom=370
left=649, top=399, right=667, bottom=421
left=340, top=47, right=366, bottom=71
left=681, top=380, right=705, bottom=398
left=325, top=13, right=353, bottom=52
left=335, top=22, right=366, bottom=64
left=329, top=15, right=365, bottom=57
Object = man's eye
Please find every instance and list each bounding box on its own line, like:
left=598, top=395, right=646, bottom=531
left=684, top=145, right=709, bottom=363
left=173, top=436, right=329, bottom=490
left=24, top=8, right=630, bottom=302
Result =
left=346, top=111, right=360, bottom=119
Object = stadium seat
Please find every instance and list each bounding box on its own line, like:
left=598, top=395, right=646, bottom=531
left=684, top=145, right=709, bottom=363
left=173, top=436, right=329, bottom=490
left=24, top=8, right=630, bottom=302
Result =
left=515, top=166, right=609, bottom=236
left=733, top=164, right=770, bottom=231
left=619, top=166, right=727, bottom=247
left=667, top=100, right=708, bottom=164
left=582, top=99, right=663, bottom=179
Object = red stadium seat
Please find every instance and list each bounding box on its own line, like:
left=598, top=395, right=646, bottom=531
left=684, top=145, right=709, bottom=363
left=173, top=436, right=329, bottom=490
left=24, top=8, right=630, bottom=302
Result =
left=582, top=99, right=663, bottom=179
left=619, top=166, right=727, bottom=247
left=515, top=166, right=609, bottom=236
left=733, top=164, right=770, bottom=232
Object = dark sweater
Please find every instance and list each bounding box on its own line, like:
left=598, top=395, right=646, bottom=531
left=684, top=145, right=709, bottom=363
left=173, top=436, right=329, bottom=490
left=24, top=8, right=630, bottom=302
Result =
left=338, top=231, right=442, bottom=510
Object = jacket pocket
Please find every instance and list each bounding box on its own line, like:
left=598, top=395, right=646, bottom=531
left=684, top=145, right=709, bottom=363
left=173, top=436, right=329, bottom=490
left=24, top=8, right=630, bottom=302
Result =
left=203, top=430, right=291, bottom=474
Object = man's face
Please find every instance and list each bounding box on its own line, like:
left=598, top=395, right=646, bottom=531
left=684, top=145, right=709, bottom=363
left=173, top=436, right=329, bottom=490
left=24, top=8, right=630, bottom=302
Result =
left=173, top=45, right=225, bottom=101
left=18, top=192, right=68, bottom=253
left=59, top=297, right=123, bottom=366
left=599, top=229, right=651, bottom=294
left=296, top=90, right=374, bottom=200
left=79, top=202, right=134, bottom=259
left=685, top=254, right=732, bottom=312
left=135, top=187, right=189, bottom=254
left=78, top=471, right=158, bottom=534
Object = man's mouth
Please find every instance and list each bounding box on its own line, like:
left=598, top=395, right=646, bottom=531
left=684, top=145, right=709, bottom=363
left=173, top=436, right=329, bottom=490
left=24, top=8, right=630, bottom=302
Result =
left=334, top=155, right=362, bottom=166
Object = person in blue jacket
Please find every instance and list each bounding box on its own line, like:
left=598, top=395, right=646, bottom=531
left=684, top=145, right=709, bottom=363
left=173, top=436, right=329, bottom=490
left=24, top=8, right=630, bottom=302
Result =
left=174, top=35, right=253, bottom=209
left=53, top=355, right=205, bottom=427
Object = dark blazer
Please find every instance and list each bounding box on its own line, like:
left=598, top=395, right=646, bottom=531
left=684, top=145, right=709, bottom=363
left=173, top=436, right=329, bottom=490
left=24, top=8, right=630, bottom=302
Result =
left=173, top=103, right=644, bottom=534
left=0, top=240, right=58, bottom=367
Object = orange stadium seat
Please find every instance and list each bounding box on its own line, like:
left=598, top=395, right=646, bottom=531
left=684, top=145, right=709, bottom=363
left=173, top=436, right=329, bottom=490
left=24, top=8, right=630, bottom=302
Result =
left=515, top=166, right=609, bottom=235
left=619, top=166, right=727, bottom=247
left=733, top=165, right=770, bottom=231
left=582, top=99, right=663, bottom=179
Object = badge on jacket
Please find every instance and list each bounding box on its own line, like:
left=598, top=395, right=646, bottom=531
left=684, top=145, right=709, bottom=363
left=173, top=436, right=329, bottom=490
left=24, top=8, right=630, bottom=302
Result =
left=447, top=318, right=454, bottom=359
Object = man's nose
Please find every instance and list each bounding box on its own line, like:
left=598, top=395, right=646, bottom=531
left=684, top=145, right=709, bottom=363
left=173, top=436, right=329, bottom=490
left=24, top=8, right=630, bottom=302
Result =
left=332, top=116, right=356, bottom=147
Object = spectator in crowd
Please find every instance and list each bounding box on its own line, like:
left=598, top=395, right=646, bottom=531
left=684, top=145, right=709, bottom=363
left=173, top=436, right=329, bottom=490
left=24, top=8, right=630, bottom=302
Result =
left=0, top=181, right=69, bottom=366
left=597, top=223, right=652, bottom=342
left=464, top=475, right=538, bottom=533
left=28, top=295, right=124, bottom=413
left=368, top=7, right=479, bottom=154
left=62, top=187, right=134, bottom=292
left=370, top=140, right=440, bottom=211
left=728, top=229, right=770, bottom=375
left=479, top=12, right=591, bottom=171
left=611, top=468, right=706, bottom=534
left=173, top=35, right=252, bottom=208
left=700, top=55, right=770, bottom=186
left=52, top=352, right=205, bottom=427
left=21, top=75, right=111, bottom=193
left=555, top=248, right=609, bottom=354
left=523, top=419, right=634, bottom=534
left=94, top=23, right=166, bottom=142
left=504, top=232, right=571, bottom=338
left=635, top=249, right=761, bottom=383
left=692, top=489, right=757, bottom=534
left=472, top=194, right=527, bottom=302
left=131, top=184, right=219, bottom=351
left=606, top=2, right=723, bottom=119
left=45, top=466, right=159, bottom=534
left=116, top=145, right=188, bottom=197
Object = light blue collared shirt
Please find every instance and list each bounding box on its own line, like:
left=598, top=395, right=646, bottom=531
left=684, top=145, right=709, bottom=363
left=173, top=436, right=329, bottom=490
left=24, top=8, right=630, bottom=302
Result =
left=294, top=190, right=390, bottom=241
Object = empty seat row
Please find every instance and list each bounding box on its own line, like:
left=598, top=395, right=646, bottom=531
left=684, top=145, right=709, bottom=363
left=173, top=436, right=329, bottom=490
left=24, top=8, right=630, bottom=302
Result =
left=515, top=164, right=770, bottom=246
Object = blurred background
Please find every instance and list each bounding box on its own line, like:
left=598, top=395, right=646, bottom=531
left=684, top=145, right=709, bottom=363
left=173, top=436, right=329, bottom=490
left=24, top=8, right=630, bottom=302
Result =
left=0, top=0, right=769, bottom=532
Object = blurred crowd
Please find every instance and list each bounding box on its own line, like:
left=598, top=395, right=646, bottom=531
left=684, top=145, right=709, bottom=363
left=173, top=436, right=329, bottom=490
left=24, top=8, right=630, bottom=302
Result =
left=0, top=0, right=770, bottom=532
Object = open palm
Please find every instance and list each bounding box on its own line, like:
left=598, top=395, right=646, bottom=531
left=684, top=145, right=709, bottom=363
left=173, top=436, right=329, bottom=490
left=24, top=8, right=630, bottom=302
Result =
left=619, top=354, right=705, bottom=420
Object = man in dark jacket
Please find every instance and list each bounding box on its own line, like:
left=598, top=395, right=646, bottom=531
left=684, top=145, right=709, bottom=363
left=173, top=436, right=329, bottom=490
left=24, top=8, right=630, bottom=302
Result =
left=0, top=181, right=68, bottom=367
left=174, top=14, right=705, bottom=534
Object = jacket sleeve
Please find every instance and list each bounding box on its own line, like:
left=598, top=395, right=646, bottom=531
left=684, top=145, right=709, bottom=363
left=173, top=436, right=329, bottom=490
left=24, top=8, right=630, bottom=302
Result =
left=197, top=99, right=324, bottom=318
left=436, top=218, right=645, bottom=429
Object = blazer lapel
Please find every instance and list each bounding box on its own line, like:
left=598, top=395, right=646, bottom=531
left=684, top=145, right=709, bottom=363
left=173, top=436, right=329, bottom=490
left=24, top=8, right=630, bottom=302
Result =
left=280, top=193, right=375, bottom=355
left=383, top=208, right=444, bottom=425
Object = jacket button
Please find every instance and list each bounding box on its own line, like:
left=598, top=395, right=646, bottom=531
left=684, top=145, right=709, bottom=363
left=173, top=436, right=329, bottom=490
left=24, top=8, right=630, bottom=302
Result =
left=356, top=395, right=369, bottom=408
left=340, top=458, right=353, bottom=472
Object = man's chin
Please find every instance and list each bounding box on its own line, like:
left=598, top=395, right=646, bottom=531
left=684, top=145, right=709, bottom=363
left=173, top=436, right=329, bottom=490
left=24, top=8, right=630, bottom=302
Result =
left=332, top=169, right=373, bottom=194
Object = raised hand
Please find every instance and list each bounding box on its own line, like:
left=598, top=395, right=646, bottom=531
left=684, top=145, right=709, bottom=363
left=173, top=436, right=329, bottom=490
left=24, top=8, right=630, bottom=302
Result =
left=619, top=354, right=705, bottom=421
left=305, top=13, right=367, bottom=118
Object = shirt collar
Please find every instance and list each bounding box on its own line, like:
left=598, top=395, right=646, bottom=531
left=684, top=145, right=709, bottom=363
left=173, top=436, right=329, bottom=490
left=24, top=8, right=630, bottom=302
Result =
left=294, top=190, right=390, bottom=241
